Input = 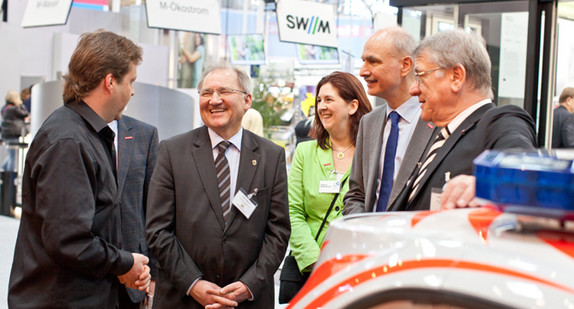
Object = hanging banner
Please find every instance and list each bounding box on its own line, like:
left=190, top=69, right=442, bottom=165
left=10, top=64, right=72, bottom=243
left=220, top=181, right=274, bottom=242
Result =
left=276, top=0, right=338, bottom=48
left=21, top=0, right=73, bottom=28
left=145, top=0, right=221, bottom=34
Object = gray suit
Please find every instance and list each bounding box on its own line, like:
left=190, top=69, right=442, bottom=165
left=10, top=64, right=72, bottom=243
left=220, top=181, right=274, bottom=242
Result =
left=552, top=105, right=574, bottom=148
left=146, top=126, right=290, bottom=308
left=117, top=115, right=159, bottom=304
left=343, top=104, right=436, bottom=214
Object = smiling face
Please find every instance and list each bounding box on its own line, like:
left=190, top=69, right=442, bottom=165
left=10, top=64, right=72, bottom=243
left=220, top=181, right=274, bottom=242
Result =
left=199, top=68, right=251, bottom=139
left=409, top=53, right=455, bottom=127
left=359, top=33, right=404, bottom=102
left=316, top=82, right=358, bottom=137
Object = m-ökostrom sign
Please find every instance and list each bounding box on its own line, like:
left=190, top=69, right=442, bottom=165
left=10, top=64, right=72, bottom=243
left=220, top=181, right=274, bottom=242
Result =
left=145, top=0, right=221, bottom=34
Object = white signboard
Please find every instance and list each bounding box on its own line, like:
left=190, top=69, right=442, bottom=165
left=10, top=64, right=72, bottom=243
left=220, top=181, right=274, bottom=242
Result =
left=276, top=0, right=338, bottom=48
left=21, top=0, right=72, bottom=28
left=145, top=0, right=221, bottom=34
left=498, top=12, right=528, bottom=99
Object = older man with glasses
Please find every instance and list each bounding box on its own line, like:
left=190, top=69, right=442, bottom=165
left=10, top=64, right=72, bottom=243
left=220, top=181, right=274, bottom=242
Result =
left=343, top=26, right=437, bottom=215
left=146, top=64, right=290, bottom=308
left=389, top=28, right=537, bottom=212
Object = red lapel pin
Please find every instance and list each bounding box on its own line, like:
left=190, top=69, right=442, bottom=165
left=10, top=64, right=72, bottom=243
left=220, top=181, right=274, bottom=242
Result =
left=125, top=136, right=133, bottom=140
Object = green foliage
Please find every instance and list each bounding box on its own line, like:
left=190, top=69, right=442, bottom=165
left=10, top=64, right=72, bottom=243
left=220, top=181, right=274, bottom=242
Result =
left=250, top=68, right=294, bottom=130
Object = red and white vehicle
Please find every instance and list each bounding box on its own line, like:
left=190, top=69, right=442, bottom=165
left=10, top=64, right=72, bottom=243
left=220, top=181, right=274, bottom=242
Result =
left=287, top=207, right=574, bottom=308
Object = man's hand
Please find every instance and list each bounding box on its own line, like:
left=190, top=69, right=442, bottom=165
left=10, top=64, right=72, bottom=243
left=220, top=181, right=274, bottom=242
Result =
left=441, top=175, right=480, bottom=209
left=189, top=280, right=238, bottom=308
left=217, top=281, right=251, bottom=304
left=117, top=253, right=151, bottom=290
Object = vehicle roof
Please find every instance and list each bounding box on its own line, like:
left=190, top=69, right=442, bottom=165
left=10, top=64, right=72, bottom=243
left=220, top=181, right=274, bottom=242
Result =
left=289, top=207, right=574, bottom=308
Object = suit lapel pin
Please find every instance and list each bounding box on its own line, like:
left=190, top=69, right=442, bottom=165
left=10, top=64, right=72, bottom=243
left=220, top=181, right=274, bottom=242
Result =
left=125, top=136, right=133, bottom=140
left=252, top=160, right=257, bottom=166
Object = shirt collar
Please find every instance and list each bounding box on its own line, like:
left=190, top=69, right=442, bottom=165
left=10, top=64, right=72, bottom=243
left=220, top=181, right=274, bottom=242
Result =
left=67, top=100, right=114, bottom=140
left=447, top=99, right=491, bottom=133
left=386, top=96, right=421, bottom=124
left=208, top=127, right=243, bottom=151
left=108, top=120, right=118, bottom=135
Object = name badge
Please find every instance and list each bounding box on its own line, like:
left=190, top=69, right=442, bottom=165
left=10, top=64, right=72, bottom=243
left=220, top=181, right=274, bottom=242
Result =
left=319, top=180, right=341, bottom=193
left=232, top=188, right=258, bottom=219
left=429, top=187, right=442, bottom=211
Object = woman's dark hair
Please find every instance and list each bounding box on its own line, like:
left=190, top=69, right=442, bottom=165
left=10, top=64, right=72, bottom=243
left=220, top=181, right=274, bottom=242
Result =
left=310, top=71, right=372, bottom=149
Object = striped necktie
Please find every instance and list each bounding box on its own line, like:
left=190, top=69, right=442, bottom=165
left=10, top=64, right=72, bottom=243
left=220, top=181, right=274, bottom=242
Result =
left=408, top=127, right=450, bottom=202
left=215, top=141, right=232, bottom=225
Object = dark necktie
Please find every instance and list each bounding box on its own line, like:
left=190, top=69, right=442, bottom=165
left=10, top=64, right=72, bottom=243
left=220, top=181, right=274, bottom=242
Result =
left=376, top=111, right=400, bottom=212
left=102, top=127, right=117, bottom=181
left=111, top=142, right=118, bottom=180
left=215, top=141, right=232, bottom=225
left=408, top=127, right=451, bottom=202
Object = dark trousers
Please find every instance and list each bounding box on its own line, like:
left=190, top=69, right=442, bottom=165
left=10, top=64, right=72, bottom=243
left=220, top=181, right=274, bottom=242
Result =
left=117, top=286, right=142, bottom=309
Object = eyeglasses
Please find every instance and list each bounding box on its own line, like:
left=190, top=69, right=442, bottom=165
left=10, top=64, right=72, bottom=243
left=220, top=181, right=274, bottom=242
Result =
left=198, top=87, right=247, bottom=99
left=414, top=67, right=443, bottom=86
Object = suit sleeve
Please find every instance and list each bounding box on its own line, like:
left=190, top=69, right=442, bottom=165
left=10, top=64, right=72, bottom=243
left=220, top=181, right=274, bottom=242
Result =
left=288, top=143, right=321, bottom=272
left=485, top=106, right=537, bottom=150
left=343, top=117, right=368, bottom=215
left=146, top=141, right=203, bottom=294
left=562, top=114, right=574, bottom=148
left=239, top=147, right=290, bottom=299
left=34, top=139, right=133, bottom=278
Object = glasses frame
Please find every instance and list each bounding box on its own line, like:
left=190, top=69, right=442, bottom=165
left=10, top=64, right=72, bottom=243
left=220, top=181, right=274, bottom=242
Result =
left=414, top=67, right=443, bottom=86
left=198, top=87, right=248, bottom=99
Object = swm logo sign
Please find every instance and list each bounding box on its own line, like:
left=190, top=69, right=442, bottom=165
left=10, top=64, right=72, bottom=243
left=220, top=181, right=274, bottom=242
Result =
left=286, top=15, right=331, bottom=35
left=276, top=0, right=337, bottom=48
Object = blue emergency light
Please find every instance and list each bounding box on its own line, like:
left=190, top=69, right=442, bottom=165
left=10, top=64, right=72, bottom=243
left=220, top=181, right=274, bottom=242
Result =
left=474, top=150, right=574, bottom=219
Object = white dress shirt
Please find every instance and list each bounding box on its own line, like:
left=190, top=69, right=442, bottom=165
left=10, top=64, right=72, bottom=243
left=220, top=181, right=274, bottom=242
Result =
left=108, top=120, right=118, bottom=169
left=446, top=99, right=491, bottom=134
left=208, top=127, right=243, bottom=206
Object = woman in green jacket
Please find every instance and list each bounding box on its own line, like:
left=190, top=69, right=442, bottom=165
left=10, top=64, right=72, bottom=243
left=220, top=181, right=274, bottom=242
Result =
left=288, top=72, right=372, bottom=280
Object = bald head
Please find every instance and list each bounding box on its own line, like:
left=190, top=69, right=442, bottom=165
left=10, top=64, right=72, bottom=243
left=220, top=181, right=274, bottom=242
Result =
left=369, top=26, right=417, bottom=58
left=360, top=26, right=416, bottom=108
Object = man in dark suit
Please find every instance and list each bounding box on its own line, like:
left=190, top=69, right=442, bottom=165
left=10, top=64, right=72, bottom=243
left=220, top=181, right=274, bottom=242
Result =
left=343, top=26, right=436, bottom=214
left=552, top=87, right=574, bottom=148
left=9, top=30, right=150, bottom=308
left=146, top=65, right=290, bottom=308
left=390, top=28, right=537, bottom=212
left=111, top=115, right=159, bottom=308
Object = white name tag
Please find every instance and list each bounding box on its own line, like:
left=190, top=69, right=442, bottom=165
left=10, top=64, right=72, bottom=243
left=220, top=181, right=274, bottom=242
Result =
left=232, top=189, right=257, bottom=219
left=430, top=187, right=442, bottom=211
left=319, top=180, right=341, bottom=194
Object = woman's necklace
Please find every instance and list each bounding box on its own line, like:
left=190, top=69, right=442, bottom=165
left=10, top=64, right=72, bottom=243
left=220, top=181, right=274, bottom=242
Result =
left=333, top=144, right=353, bottom=160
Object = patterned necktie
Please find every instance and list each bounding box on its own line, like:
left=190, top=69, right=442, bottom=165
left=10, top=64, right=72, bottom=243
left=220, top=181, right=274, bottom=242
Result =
left=376, top=111, right=400, bottom=212
left=215, top=141, right=232, bottom=225
left=408, top=127, right=451, bottom=202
